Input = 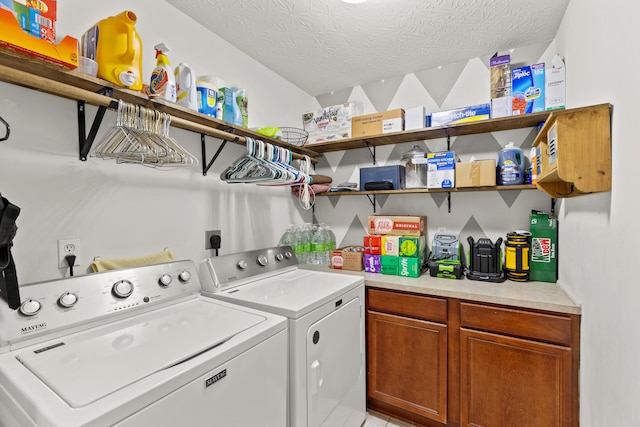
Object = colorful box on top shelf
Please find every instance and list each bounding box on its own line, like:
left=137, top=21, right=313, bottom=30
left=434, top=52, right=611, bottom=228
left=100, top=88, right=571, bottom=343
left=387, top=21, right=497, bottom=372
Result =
left=0, top=7, right=77, bottom=68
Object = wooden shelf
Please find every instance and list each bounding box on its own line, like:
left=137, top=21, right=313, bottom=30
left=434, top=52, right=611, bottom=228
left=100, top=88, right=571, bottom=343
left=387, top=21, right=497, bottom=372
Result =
left=0, top=46, right=320, bottom=160
left=317, top=184, right=537, bottom=196
left=306, top=111, right=551, bottom=153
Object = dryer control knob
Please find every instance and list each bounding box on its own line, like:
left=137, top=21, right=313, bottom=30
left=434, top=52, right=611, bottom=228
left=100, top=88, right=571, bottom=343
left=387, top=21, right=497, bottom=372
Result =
left=275, top=253, right=284, bottom=262
left=112, top=280, right=134, bottom=298
left=284, top=251, right=293, bottom=259
left=19, top=299, right=41, bottom=316
left=178, top=270, right=191, bottom=282
left=257, top=255, right=268, bottom=266
left=237, top=260, right=248, bottom=270
left=58, top=292, right=78, bottom=308
left=159, top=274, right=172, bottom=286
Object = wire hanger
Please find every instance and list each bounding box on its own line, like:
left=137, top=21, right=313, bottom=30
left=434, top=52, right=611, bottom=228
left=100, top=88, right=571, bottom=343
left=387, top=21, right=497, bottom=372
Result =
left=0, top=114, right=9, bottom=142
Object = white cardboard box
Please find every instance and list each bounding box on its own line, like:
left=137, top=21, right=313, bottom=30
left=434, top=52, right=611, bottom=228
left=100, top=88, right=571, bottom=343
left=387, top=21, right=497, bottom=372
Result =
left=546, top=55, right=566, bottom=111
left=427, top=151, right=456, bottom=189
left=404, top=106, right=426, bottom=130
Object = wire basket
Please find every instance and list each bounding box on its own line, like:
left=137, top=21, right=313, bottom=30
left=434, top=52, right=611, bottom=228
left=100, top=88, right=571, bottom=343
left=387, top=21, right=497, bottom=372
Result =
left=279, top=127, right=309, bottom=146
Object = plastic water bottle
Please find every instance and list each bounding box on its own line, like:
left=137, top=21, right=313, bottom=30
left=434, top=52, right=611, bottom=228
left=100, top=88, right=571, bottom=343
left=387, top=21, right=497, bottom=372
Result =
left=322, top=223, right=337, bottom=252
left=311, top=225, right=330, bottom=265
left=302, top=223, right=314, bottom=264
left=293, top=225, right=306, bottom=263
left=279, top=224, right=296, bottom=248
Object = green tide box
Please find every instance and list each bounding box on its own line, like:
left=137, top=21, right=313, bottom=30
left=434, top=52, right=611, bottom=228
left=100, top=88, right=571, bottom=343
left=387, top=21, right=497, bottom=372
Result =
left=529, top=210, right=558, bottom=282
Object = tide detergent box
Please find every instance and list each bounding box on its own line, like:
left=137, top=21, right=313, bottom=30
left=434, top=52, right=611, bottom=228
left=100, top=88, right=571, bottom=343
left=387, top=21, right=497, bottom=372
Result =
left=511, top=63, right=545, bottom=114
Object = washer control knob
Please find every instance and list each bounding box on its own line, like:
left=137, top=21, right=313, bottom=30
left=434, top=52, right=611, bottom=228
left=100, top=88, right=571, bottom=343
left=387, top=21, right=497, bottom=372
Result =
left=178, top=270, right=191, bottom=283
left=19, top=299, right=42, bottom=316
left=275, top=253, right=284, bottom=262
left=284, top=251, right=293, bottom=259
left=237, top=260, right=248, bottom=270
left=159, top=274, right=173, bottom=287
left=112, top=280, right=134, bottom=298
left=58, top=292, right=78, bottom=308
left=257, top=255, right=268, bottom=266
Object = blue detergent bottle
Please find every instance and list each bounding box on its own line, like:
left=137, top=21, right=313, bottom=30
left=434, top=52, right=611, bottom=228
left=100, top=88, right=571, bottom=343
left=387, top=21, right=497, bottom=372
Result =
left=497, top=142, right=525, bottom=185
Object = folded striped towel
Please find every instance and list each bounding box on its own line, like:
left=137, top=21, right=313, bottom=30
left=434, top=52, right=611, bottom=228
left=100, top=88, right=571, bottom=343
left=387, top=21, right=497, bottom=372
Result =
left=91, top=250, right=174, bottom=272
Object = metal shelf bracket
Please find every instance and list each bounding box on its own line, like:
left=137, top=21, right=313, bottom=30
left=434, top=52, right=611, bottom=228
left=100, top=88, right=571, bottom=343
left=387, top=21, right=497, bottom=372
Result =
left=366, top=194, right=377, bottom=213
left=77, top=87, right=116, bottom=161
left=364, top=141, right=376, bottom=165
left=201, top=133, right=237, bottom=176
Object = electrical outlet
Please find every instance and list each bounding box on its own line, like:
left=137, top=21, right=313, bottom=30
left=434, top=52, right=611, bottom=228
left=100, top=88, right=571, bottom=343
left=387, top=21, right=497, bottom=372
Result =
left=58, top=238, right=81, bottom=268
left=204, top=230, right=222, bottom=250
left=437, top=227, right=447, bottom=234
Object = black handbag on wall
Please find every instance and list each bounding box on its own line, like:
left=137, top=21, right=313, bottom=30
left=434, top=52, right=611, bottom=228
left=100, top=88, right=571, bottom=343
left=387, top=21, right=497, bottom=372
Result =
left=0, top=193, right=20, bottom=309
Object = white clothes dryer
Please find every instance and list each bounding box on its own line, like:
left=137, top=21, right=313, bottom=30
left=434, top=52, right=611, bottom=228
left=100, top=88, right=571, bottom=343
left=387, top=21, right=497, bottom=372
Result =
left=201, top=246, right=366, bottom=427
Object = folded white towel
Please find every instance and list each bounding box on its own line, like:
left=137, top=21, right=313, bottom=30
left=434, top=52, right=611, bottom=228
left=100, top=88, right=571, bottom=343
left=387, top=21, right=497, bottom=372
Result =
left=91, top=250, right=174, bottom=272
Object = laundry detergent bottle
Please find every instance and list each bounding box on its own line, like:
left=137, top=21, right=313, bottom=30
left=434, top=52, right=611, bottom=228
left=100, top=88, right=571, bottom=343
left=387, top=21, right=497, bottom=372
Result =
left=149, top=43, right=176, bottom=102
left=497, top=142, right=525, bottom=185
left=82, top=11, right=143, bottom=90
left=175, top=63, right=198, bottom=110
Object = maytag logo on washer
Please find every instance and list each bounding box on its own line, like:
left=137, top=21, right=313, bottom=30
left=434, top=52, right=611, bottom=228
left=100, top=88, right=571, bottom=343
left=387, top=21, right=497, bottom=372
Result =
left=205, top=369, right=227, bottom=388
left=21, top=322, right=47, bottom=334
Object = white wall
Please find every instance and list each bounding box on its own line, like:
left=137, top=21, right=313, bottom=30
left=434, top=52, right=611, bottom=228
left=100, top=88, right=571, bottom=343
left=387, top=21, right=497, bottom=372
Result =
left=555, top=1, right=640, bottom=426
left=0, top=0, right=315, bottom=283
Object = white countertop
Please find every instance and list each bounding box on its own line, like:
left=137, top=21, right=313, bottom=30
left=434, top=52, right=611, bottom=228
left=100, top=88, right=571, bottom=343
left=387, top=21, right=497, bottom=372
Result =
left=301, top=265, right=581, bottom=315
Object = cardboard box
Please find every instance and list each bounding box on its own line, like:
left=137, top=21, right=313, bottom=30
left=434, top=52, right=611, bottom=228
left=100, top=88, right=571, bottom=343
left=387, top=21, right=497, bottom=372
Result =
left=399, top=256, right=422, bottom=278
left=529, top=211, right=558, bottom=283
left=380, top=256, right=399, bottom=275
left=399, top=236, right=426, bottom=258
left=331, top=247, right=364, bottom=271
left=352, top=109, right=404, bottom=137
left=430, top=103, right=491, bottom=127
left=360, top=165, right=405, bottom=191
left=381, top=235, right=400, bottom=256
left=368, top=215, right=427, bottom=237
left=302, top=101, right=362, bottom=144
left=404, top=106, right=426, bottom=130
left=427, top=151, right=455, bottom=189
left=364, top=254, right=381, bottom=273
left=512, top=63, right=545, bottom=114
left=456, top=160, right=497, bottom=188
left=546, top=55, right=566, bottom=111
left=490, top=54, right=512, bottom=118
left=364, top=235, right=382, bottom=255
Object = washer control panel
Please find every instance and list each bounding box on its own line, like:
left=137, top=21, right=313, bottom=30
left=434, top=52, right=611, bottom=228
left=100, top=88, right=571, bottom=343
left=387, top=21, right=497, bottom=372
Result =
left=201, top=246, right=298, bottom=293
left=0, top=260, right=200, bottom=349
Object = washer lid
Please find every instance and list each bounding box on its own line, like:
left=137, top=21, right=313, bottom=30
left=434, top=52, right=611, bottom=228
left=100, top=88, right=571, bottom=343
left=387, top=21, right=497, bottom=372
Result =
left=16, top=299, right=265, bottom=408
left=212, top=269, right=364, bottom=318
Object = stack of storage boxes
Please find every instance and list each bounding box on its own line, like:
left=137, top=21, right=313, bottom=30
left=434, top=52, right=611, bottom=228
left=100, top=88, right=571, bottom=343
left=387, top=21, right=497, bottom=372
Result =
left=363, top=216, right=427, bottom=278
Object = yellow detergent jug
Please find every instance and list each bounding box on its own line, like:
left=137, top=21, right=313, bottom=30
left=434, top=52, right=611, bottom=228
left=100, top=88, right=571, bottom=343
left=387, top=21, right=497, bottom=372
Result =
left=81, top=11, right=143, bottom=90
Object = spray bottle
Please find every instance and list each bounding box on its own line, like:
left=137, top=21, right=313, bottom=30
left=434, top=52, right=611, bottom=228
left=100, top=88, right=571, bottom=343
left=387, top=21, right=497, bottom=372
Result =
left=149, top=43, right=176, bottom=102
left=175, top=63, right=198, bottom=110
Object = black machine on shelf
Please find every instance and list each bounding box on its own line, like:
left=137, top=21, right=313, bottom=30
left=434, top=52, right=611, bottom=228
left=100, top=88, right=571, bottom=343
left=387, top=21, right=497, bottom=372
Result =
left=466, top=236, right=506, bottom=283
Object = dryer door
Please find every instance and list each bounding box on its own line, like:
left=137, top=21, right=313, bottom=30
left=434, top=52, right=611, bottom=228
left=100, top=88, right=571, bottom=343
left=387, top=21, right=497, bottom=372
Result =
left=306, top=297, right=365, bottom=427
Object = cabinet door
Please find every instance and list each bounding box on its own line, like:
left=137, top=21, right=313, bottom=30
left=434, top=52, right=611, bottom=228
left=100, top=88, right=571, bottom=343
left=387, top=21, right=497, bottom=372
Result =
left=367, top=311, right=447, bottom=424
left=460, top=328, right=572, bottom=427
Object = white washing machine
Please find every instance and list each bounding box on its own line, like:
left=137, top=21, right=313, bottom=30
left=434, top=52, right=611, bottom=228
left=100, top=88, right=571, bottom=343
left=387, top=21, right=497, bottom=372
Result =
left=200, top=246, right=366, bottom=427
left=0, top=260, right=288, bottom=427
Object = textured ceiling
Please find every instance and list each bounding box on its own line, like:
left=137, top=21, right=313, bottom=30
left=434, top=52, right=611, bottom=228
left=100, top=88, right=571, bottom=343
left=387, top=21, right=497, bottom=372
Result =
left=165, top=0, right=569, bottom=96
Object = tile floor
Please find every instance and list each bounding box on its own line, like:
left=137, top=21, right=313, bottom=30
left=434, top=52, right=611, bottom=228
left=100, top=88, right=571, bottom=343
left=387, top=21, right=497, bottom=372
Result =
left=363, top=410, right=416, bottom=427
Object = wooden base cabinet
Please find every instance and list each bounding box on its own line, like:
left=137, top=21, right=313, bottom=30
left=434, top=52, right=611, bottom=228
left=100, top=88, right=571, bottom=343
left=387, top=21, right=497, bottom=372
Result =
left=366, top=289, right=580, bottom=427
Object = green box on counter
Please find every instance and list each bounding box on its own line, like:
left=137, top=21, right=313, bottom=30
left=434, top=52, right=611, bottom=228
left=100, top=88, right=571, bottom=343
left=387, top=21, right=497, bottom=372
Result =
left=529, top=210, right=558, bottom=282
left=399, top=256, right=423, bottom=278
left=399, top=236, right=426, bottom=258
left=380, top=255, right=399, bottom=275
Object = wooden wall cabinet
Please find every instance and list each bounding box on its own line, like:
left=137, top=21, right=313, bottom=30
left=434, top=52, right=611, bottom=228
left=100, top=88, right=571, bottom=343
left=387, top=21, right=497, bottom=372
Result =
left=366, top=288, right=580, bottom=427
left=534, top=103, right=611, bottom=198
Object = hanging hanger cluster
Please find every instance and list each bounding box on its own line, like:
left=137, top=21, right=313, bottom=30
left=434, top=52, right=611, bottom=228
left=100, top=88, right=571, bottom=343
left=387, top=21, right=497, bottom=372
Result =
left=91, top=100, right=198, bottom=169
left=221, top=137, right=317, bottom=208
